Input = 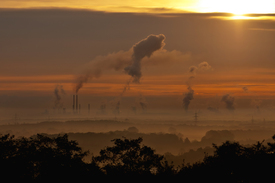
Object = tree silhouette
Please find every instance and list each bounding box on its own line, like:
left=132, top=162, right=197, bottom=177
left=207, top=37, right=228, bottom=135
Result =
left=0, top=133, right=92, bottom=181
left=92, top=137, right=164, bottom=177
left=177, top=138, right=275, bottom=183
left=2, top=132, right=275, bottom=181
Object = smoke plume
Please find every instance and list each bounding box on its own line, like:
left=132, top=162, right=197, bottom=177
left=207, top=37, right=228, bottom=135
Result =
left=120, top=79, right=132, bottom=97
left=74, top=51, right=132, bottom=93
left=139, top=94, right=147, bottom=112
left=112, top=98, right=121, bottom=115
left=131, top=106, right=137, bottom=114
left=189, top=66, right=198, bottom=75
left=207, top=107, right=220, bottom=113
left=182, top=86, right=194, bottom=111
left=251, top=99, right=262, bottom=112
left=54, top=85, right=66, bottom=108
left=124, top=34, right=166, bottom=83
left=198, top=61, right=212, bottom=70
left=99, top=101, right=107, bottom=114
left=221, top=94, right=235, bottom=111
left=242, top=86, right=248, bottom=92
left=74, top=34, right=165, bottom=93
left=189, top=61, right=211, bottom=76
left=183, top=61, right=212, bottom=111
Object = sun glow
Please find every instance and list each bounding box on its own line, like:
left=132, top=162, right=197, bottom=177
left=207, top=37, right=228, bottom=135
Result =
left=197, top=0, right=275, bottom=15
left=230, top=15, right=258, bottom=20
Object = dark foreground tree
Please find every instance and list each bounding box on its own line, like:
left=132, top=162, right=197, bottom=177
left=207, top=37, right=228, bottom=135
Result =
left=0, top=134, right=98, bottom=181
left=92, top=137, right=165, bottom=177
left=178, top=136, right=275, bottom=183
left=3, top=133, right=275, bottom=181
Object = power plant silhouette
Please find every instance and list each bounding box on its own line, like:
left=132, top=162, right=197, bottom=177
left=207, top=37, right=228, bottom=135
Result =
left=72, top=94, right=80, bottom=114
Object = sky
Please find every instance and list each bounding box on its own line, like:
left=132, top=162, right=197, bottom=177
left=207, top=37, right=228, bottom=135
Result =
left=0, top=1, right=275, bottom=118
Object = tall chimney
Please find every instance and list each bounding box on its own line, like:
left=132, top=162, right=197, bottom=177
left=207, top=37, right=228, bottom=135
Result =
left=73, top=95, right=75, bottom=112
left=76, top=95, right=78, bottom=113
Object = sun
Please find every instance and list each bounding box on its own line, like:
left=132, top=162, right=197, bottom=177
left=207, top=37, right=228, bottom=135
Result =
left=197, top=0, right=275, bottom=15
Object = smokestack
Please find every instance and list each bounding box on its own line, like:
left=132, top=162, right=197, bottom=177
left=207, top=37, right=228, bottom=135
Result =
left=76, top=95, right=78, bottom=113
left=79, top=104, right=81, bottom=114
left=73, top=95, right=75, bottom=112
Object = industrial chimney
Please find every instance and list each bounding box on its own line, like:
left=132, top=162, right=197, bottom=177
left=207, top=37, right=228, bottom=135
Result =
left=73, top=95, right=75, bottom=112
left=76, top=94, right=78, bottom=113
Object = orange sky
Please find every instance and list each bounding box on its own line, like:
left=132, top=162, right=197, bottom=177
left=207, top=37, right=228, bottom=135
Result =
left=0, top=73, right=274, bottom=98
left=1, top=0, right=274, bottom=15
left=0, top=6, right=275, bottom=111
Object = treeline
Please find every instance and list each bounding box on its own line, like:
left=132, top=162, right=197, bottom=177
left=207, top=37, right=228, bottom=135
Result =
left=44, top=129, right=235, bottom=155
left=1, top=133, right=275, bottom=182
left=42, top=129, right=235, bottom=165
